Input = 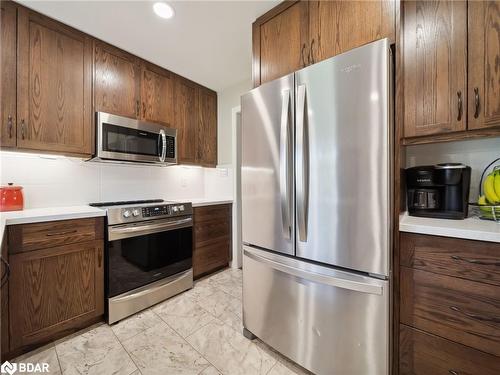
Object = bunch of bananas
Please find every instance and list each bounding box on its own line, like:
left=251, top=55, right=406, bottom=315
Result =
left=477, top=168, right=500, bottom=219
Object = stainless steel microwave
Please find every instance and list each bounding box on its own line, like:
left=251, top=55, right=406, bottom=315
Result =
left=90, top=112, right=177, bottom=165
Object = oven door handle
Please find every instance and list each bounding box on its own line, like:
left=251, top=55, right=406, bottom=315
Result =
left=108, top=217, right=192, bottom=241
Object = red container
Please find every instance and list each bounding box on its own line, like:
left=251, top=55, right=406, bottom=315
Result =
left=0, top=183, right=24, bottom=211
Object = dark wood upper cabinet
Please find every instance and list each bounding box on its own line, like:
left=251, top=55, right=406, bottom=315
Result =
left=1, top=1, right=17, bottom=148
left=308, top=0, right=395, bottom=63
left=17, top=8, right=93, bottom=155
left=196, top=87, right=217, bottom=167
left=140, top=62, right=173, bottom=127
left=255, top=1, right=309, bottom=86
left=174, top=76, right=197, bottom=164
left=94, top=41, right=140, bottom=119
left=403, top=0, right=467, bottom=138
left=468, top=1, right=500, bottom=130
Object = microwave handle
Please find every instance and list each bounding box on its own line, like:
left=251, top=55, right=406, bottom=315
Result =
left=159, top=129, right=167, bottom=162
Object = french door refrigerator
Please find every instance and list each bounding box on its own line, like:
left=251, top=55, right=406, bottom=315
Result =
left=241, top=39, right=392, bottom=375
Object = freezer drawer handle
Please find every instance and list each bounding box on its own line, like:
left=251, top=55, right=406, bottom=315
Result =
left=280, top=89, right=292, bottom=239
left=296, top=84, right=309, bottom=242
left=244, top=249, right=383, bottom=295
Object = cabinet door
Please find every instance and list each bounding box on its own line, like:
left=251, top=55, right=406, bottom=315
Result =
left=403, top=1, right=467, bottom=137
left=94, top=42, right=140, bottom=119
left=1, top=235, right=9, bottom=357
left=193, top=204, right=231, bottom=279
left=1, top=1, right=17, bottom=148
left=399, top=325, right=500, bottom=375
left=257, top=1, right=309, bottom=85
left=9, top=241, right=104, bottom=351
left=309, top=0, right=395, bottom=63
left=174, top=77, right=197, bottom=164
left=196, top=87, right=217, bottom=167
left=17, top=8, right=92, bottom=155
left=140, top=62, right=173, bottom=127
left=468, top=1, right=500, bottom=130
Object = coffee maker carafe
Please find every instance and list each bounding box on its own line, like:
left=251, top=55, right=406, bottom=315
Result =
left=406, top=163, right=471, bottom=219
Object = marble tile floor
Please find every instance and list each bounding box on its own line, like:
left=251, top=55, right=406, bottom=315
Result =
left=14, top=268, right=311, bottom=375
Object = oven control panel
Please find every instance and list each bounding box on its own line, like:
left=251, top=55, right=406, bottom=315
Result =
left=141, top=205, right=170, bottom=217
left=104, top=202, right=192, bottom=226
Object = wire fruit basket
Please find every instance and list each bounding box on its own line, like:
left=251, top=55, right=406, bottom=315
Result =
left=470, top=161, right=500, bottom=222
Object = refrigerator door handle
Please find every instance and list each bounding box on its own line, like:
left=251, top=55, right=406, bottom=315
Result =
left=280, top=89, right=292, bottom=239
left=244, top=248, right=383, bottom=295
left=296, top=84, right=309, bottom=242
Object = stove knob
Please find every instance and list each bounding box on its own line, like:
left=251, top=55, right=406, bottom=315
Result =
left=132, top=209, right=140, bottom=217
left=123, top=210, right=131, bottom=218
left=179, top=205, right=185, bottom=212
left=172, top=206, right=179, bottom=213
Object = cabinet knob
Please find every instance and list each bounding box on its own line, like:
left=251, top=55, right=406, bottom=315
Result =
left=21, top=119, right=26, bottom=140
left=98, top=247, right=102, bottom=268
left=301, top=44, right=307, bottom=67
left=309, top=38, right=315, bottom=64
left=7, top=115, right=13, bottom=138
left=457, top=91, right=462, bottom=122
left=474, top=87, right=480, bottom=119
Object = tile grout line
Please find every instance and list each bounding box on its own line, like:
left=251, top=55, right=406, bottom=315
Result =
left=150, top=302, right=225, bottom=375
left=109, top=325, right=144, bottom=375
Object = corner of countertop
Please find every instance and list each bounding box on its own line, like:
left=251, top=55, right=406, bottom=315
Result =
left=399, top=212, right=500, bottom=243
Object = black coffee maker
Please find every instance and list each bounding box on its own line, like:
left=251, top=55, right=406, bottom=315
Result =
left=406, top=163, right=471, bottom=219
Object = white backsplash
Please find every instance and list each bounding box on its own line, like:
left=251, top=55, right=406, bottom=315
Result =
left=0, top=151, right=233, bottom=208
left=405, top=137, right=500, bottom=200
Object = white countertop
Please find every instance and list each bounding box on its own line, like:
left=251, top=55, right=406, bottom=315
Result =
left=168, top=198, right=233, bottom=208
left=399, top=213, right=500, bottom=243
left=0, top=199, right=232, bottom=244
left=0, top=205, right=106, bottom=242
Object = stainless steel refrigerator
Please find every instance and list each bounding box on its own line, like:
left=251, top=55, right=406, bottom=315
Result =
left=241, top=39, right=392, bottom=375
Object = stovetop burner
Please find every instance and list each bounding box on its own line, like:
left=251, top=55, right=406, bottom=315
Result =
left=89, top=199, right=164, bottom=207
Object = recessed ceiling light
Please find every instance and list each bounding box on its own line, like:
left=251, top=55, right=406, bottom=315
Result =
left=153, top=2, right=174, bottom=19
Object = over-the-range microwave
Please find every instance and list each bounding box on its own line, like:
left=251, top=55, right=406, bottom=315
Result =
left=89, top=112, right=177, bottom=166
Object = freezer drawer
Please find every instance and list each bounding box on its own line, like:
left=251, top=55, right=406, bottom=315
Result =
left=242, top=246, right=389, bottom=375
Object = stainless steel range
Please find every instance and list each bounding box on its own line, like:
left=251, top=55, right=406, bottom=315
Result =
left=90, top=199, right=193, bottom=324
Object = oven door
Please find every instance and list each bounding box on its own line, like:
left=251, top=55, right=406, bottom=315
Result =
left=107, top=216, right=192, bottom=298
left=96, top=111, right=177, bottom=164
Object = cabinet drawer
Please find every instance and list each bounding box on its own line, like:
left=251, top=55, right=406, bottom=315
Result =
left=195, top=220, right=230, bottom=247
left=400, top=267, right=500, bottom=356
left=9, top=217, right=104, bottom=253
left=193, top=204, right=231, bottom=223
left=193, top=240, right=230, bottom=278
left=400, top=233, right=500, bottom=286
left=400, top=324, right=500, bottom=375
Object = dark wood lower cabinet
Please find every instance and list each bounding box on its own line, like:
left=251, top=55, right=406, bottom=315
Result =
left=399, top=232, right=500, bottom=372
left=400, top=324, right=500, bottom=375
left=193, top=204, right=232, bottom=279
left=2, top=218, right=105, bottom=360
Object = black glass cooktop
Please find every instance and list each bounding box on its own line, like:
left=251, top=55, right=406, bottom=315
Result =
left=89, top=199, right=164, bottom=207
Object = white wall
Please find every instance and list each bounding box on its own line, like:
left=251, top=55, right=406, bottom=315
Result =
left=217, top=79, right=252, bottom=165
left=405, top=137, right=500, bottom=200
left=0, top=151, right=233, bottom=209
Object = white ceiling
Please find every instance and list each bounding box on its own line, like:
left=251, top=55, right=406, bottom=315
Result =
left=18, top=0, right=278, bottom=92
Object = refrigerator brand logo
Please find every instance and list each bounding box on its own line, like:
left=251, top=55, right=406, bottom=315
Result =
left=417, top=178, right=431, bottom=183
left=340, top=64, right=361, bottom=73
